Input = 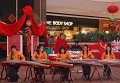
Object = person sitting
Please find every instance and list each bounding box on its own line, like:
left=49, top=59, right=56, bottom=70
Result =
left=112, top=35, right=120, bottom=52
left=71, top=41, right=82, bottom=51
left=32, top=45, right=47, bottom=82
left=7, top=45, right=25, bottom=82
left=77, top=44, right=94, bottom=80
left=102, top=43, right=116, bottom=79
left=56, top=46, right=71, bottom=82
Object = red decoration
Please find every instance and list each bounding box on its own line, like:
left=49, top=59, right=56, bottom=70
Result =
left=54, top=38, right=68, bottom=53
left=109, top=21, right=116, bottom=31
left=23, top=5, right=32, bottom=15
left=0, top=14, right=27, bottom=36
left=0, top=5, right=48, bottom=46
left=25, top=27, right=31, bottom=53
left=107, top=5, right=119, bottom=13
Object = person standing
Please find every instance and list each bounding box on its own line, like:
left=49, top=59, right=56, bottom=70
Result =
left=47, top=34, right=54, bottom=47
left=112, top=35, right=120, bottom=52
left=71, top=41, right=82, bottom=51
left=89, top=36, right=107, bottom=55
left=54, top=33, right=68, bottom=53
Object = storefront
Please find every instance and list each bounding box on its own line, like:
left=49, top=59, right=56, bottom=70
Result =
left=46, top=15, right=99, bottom=39
left=46, top=15, right=99, bottom=40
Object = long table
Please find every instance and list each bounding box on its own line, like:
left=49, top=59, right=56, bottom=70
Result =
left=0, top=60, right=49, bottom=81
left=1, top=59, right=120, bottom=81
left=0, top=60, right=73, bottom=82
left=67, top=59, right=120, bottom=80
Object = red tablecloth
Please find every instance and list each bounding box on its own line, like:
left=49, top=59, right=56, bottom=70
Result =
left=92, top=52, right=120, bottom=60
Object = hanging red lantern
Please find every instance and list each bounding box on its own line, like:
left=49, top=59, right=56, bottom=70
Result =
left=107, top=5, right=119, bottom=13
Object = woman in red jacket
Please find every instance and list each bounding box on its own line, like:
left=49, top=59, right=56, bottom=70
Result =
left=89, top=36, right=107, bottom=55
left=54, top=33, right=68, bottom=53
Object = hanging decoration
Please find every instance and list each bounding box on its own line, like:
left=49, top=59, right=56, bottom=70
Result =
left=107, top=1, right=119, bottom=32
left=109, top=20, right=116, bottom=31
left=0, top=5, right=45, bottom=36
left=107, top=4, right=119, bottom=13
left=109, top=16, right=117, bottom=21
left=0, top=5, right=48, bottom=46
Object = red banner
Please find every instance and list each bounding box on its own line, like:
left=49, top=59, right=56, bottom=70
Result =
left=31, top=35, right=39, bottom=56
left=7, top=35, right=23, bottom=54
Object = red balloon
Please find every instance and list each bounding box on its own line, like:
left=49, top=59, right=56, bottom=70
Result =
left=107, top=5, right=119, bottom=13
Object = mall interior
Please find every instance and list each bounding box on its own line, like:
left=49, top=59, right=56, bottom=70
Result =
left=0, top=0, right=120, bottom=83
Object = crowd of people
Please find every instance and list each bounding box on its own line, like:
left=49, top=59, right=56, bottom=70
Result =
left=5, top=33, right=120, bottom=82
left=48, top=33, right=120, bottom=52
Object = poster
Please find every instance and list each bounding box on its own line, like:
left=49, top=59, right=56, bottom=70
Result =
left=7, top=35, right=23, bottom=54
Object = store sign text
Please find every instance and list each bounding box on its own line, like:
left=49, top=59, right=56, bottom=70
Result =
left=46, top=21, right=73, bottom=26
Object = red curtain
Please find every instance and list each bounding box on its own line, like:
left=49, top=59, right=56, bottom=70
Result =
left=0, top=5, right=48, bottom=46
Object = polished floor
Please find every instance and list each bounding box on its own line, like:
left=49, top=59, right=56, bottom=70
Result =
left=0, top=65, right=120, bottom=83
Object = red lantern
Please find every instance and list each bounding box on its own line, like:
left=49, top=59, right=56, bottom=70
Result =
left=107, top=5, right=119, bottom=13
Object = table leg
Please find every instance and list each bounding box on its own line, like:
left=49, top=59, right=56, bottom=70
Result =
left=0, top=66, right=8, bottom=80
left=90, top=66, right=101, bottom=80
left=0, top=66, right=5, bottom=80
left=24, top=67, right=34, bottom=81
left=4, top=66, right=8, bottom=80
left=52, top=67, right=57, bottom=79
left=103, top=65, right=111, bottom=79
left=69, top=69, right=73, bottom=82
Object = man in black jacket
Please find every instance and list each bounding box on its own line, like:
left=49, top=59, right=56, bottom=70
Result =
left=71, top=41, right=82, bottom=51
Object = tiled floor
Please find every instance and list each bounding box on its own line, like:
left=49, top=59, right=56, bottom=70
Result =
left=0, top=65, right=120, bottom=83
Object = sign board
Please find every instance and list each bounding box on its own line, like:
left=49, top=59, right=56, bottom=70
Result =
left=68, top=51, right=80, bottom=58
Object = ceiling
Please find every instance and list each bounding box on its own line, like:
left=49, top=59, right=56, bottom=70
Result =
left=46, top=0, right=120, bottom=19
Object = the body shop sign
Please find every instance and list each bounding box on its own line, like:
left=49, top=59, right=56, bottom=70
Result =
left=46, top=21, right=73, bottom=26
